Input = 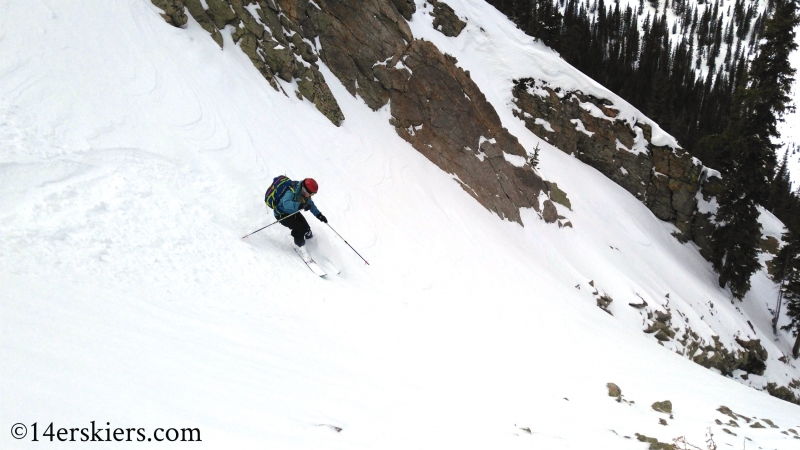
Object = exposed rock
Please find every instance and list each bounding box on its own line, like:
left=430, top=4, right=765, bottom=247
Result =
left=629, top=298, right=648, bottom=308
left=761, top=418, right=778, bottom=428
left=155, top=0, right=345, bottom=125
left=658, top=418, right=668, bottom=426
left=644, top=310, right=675, bottom=341
left=651, top=400, right=672, bottom=414
left=183, top=0, right=224, bottom=47
left=750, top=422, right=766, bottom=429
left=312, top=0, right=413, bottom=110
left=390, top=0, right=416, bottom=20
left=152, top=0, right=189, bottom=27
left=691, top=171, right=723, bottom=259
left=512, top=78, right=704, bottom=243
left=734, top=338, right=767, bottom=376
left=596, top=294, right=613, bottom=315
left=547, top=182, right=571, bottom=210
left=542, top=200, right=558, bottom=223
left=717, top=405, right=736, bottom=420
left=635, top=433, right=676, bottom=450
left=676, top=333, right=769, bottom=377
left=205, top=0, right=237, bottom=29
left=766, top=382, right=800, bottom=405
left=230, top=0, right=264, bottom=38
left=430, top=0, right=466, bottom=37
left=691, top=336, right=740, bottom=375
left=607, top=382, right=622, bottom=399
left=387, top=41, right=547, bottom=223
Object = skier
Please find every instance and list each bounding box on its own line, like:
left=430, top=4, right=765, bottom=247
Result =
left=266, top=177, right=327, bottom=247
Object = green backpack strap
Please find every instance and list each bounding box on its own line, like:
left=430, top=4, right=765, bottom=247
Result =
left=265, top=175, right=293, bottom=210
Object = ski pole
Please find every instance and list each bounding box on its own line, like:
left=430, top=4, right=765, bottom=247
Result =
left=241, top=211, right=300, bottom=239
left=326, top=223, right=370, bottom=265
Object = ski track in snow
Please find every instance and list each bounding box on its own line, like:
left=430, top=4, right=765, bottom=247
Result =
left=1, top=0, right=799, bottom=449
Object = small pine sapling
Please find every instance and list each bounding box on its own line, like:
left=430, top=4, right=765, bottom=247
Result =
left=528, top=143, right=541, bottom=170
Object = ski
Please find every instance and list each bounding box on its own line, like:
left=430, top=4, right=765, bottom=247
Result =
left=295, top=247, right=327, bottom=277
left=321, top=256, right=341, bottom=274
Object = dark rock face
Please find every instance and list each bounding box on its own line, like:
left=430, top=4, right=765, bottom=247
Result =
left=686, top=336, right=767, bottom=376
left=735, top=338, right=768, bottom=376
left=390, top=0, right=416, bottom=20
left=152, top=0, right=558, bottom=223
left=431, top=0, right=466, bottom=37
left=305, top=0, right=413, bottom=111
left=512, top=79, right=704, bottom=241
left=388, top=42, right=545, bottom=222
left=151, top=0, right=188, bottom=27
left=183, top=0, right=224, bottom=47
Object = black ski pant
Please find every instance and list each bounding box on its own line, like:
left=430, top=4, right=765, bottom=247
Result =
left=278, top=212, right=311, bottom=246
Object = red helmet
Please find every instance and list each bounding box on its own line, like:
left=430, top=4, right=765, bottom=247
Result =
left=302, top=178, right=318, bottom=194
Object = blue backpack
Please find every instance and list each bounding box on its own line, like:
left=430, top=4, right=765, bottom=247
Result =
left=265, top=175, right=294, bottom=210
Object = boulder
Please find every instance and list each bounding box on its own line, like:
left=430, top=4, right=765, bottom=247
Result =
left=607, top=382, right=622, bottom=398
left=431, top=0, right=466, bottom=37
left=651, top=400, right=673, bottom=414
left=151, top=0, right=188, bottom=27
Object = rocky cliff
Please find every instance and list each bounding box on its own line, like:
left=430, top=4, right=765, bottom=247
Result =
left=512, top=78, right=710, bottom=243
left=151, top=0, right=563, bottom=224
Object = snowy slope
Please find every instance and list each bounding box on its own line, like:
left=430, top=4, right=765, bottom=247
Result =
left=1, top=0, right=799, bottom=449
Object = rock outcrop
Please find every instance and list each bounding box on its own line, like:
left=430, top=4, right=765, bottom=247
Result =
left=151, top=0, right=188, bottom=27
left=430, top=0, right=466, bottom=37
left=512, top=79, right=703, bottom=240
left=151, top=0, right=345, bottom=125
left=153, top=0, right=558, bottom=224
left=388, top=42, right=545, bottom=222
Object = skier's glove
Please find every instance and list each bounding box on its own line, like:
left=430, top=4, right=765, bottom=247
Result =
left=317, top=213, right=328, bottom=223
left=299, top=203, right=311, bottom=211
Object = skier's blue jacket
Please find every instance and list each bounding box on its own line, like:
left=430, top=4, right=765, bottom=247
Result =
left=274, top=181, right=322, bottom=219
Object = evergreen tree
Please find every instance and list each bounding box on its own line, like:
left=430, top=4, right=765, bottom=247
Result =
left=699, top=0, right=799, bottom=299
left=777, top=235, right=800, bottom=357
left=740, top=0, right=799, bottom=146
left=767, top=152, right=793, bottom=214
left=704, top=133, right=764, bottom=299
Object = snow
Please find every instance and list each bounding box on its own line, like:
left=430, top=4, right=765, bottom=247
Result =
left=571, top=118, right=595, bottom=137
left=534, top=117, right=554, bottom=132
left=579, top=100, right=614, bottom=122
left=1, top=0, right=799, bottom=449
left=757, top=206, right=788, bottom=241
left=696, top=191, right=719, bottom=215
left=502, top=152, right=526, bottom=167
